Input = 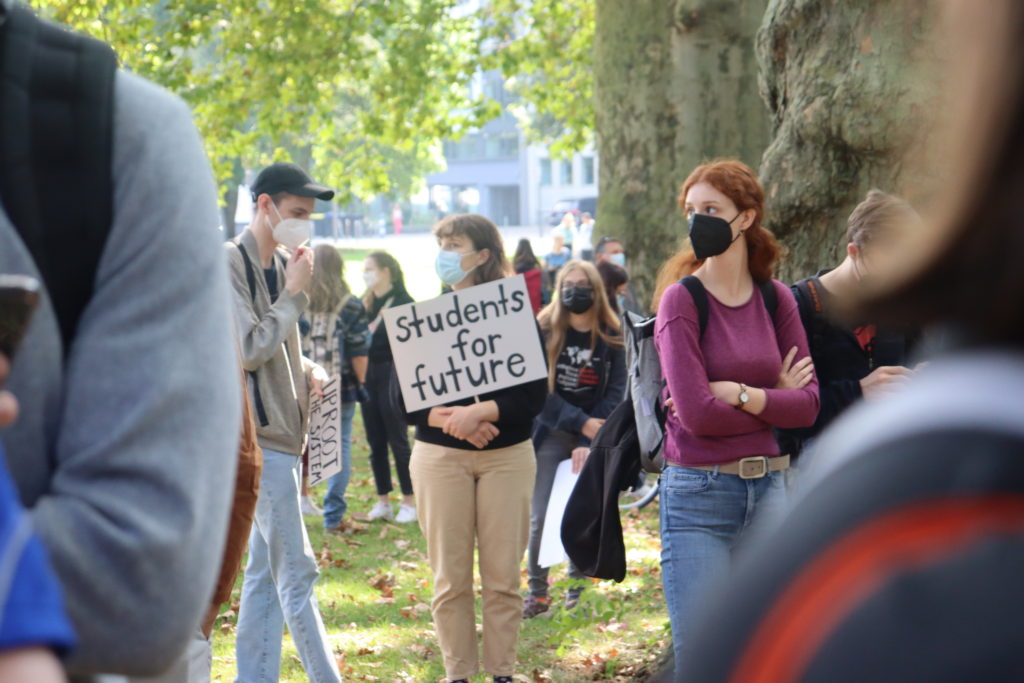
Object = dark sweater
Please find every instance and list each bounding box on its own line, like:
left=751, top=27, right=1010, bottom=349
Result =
left=367, top=286, right=414, bottom=364
left=533, top=327, right=627, bottom=447
left=776, top=271, right=917, bottom=455
left=395, top=323, right=548, bottom=450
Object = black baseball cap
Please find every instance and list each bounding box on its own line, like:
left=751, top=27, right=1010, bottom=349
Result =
left=250, top=162, right=335, bottom=202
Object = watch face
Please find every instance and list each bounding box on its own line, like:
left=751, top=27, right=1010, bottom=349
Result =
left=740, top=390, right=750, bottom=403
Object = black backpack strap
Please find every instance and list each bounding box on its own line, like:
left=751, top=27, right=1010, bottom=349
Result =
left=758, top=279, right=778, bottom=322
left=233, top=242, right=270, bottom=427
left=680, top=275, right=709, bottom=338
left=235, top=242, right=258, bottom=302
left=0, top=4, right=117, bottom=354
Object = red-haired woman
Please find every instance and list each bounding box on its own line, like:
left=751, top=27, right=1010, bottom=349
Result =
left=652, top=160, right=819, bottom=673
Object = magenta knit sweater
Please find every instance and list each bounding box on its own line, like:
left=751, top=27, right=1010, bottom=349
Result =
left=654, top=279, right=820, bottom=467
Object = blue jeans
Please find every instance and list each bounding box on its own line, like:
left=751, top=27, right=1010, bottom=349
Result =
left=658, top=465, right=786, bottom=678
left=235, top=449, right=340, bottom=683
left=322, top=402, right=356, bottom=529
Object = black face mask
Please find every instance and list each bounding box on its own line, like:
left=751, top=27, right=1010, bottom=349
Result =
left=688, top=212, right=744, bottom=260
left=561, top=286, right=594, bottom=314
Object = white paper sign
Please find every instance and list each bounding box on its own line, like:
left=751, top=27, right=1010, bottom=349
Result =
left=538, top=459, right=581, bottom=569
left=383, top=275, right=547, bottom=412
left=306, top=375, right=344, bottom=487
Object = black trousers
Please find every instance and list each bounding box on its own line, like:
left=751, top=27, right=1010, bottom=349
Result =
left=361, top=360, right=413, bottom=496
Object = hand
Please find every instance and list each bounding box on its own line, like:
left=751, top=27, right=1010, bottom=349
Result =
left=581, top=417, right=605, bottom=440
left=285, top=246, right=314, bottom=295
left=464, top=422, right=500, bottom=449
left=860, top=365, right=913, bottom=401
left=0, top=354, right=17, bottom=428
left=709, top=381, right=740, bottom=405
left=571, top=447, right=590, bottom=474
left=775, top=346, right=815, bottom=390
left=427, top=406, right=454, bottom=428
left=443, top=405, right=486, bottom=441
left=355, top=383, right=370, bottom=404
left=309, top=364, right=329, bottom=398
left=665, top=396, right=679, bottom=418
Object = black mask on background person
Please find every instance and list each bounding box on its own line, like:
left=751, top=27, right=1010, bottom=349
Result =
left=688, top=211, right=745, bottom=259
left=561, top=286, right=595, bottom=314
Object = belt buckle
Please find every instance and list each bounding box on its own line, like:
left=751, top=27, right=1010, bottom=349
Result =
left=738, top=456, right=768, bottom=479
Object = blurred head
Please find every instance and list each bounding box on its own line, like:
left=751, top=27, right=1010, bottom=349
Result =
left=432, top=213, right=511, bottom=287
left=513, top=238, right=540, bottom=272
left=362, top=251, right=405, bottom=307
left=308, top=245, right=348, bottom=313
left=857, top=1, right=1024, bottom=346
left=552, top=232, right=566, bottom=251
left=844, top=190, right=919, bottom=281
left=560, top=212, right=577, bottom=228
left=581, top=212, right=593, bottom=224
left=595, top=237, right=625, bottom=266
left=596, top=261, right=629, bottom=314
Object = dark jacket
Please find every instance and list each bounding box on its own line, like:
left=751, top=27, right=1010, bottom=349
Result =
left=532, top=328, right=627, bottom=448
left=367, top=286, right=414, bottom=364
left=777, top=271, right=917, bottom=456
left=560, top=398, right=641, bottom=582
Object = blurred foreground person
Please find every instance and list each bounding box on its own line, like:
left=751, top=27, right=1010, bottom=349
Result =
left=0, top=3, right=240, bottom=678
left=681, top=3, right=1024, bottom=681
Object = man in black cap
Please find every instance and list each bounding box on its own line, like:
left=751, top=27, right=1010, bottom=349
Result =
left=226, top=162, right=343, bottom=682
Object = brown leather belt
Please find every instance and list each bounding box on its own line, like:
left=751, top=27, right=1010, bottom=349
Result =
left=687, top=455, right=790, bottom=479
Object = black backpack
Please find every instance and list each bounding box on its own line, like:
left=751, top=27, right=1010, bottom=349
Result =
left=0, top=3, right=117, bottom=355
left=625, top=275, right=779, bottom=473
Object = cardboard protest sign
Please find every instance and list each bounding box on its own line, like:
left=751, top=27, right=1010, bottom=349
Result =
left=306, top=375, right=344, bottom=487
left=383, top=275, right=547, bottom=412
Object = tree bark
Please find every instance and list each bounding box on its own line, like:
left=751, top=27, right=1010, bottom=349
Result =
left=756, top=0, right=941, bottom=281
left=594, top=0, right=769, bottom=311
left=220, top=159, right=245, bottom=239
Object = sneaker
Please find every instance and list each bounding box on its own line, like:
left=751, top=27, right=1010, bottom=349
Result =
left=522, top=595, right=550, bottom=619
left=367, top=500, right=393, bottom=521
left=300, top=496, right=322, bottom=516
left=395, top=503, right=417, bottom=524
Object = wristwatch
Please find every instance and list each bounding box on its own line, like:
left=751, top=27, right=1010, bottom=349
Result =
left=736, top=383, right=750, bottom=410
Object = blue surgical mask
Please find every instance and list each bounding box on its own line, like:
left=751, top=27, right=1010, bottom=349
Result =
left=609, top=252, right=626, bottom=268
left=435, top=249, right=477, bottom=287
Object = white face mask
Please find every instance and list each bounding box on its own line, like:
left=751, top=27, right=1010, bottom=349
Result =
left=363, top=270, right=378, bottom=288
left=267, top=202, right=312, bottom=249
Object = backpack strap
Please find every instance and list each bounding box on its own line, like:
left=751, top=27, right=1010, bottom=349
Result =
left=233, top=242, right=270, bottom=427
left=235, top=243, right=258, bottom=302
left=0, top=4, right=117, bottom=355
left=758, top=279, right=778, bottom=322
left=680, top=275, right=710, bottom=338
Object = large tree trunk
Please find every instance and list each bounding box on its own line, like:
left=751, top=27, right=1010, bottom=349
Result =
left=220, top=159, right=245, bottom=239
left=757, top=0, right=941, bottom=282
left=594, top=0, right=769, bottom=311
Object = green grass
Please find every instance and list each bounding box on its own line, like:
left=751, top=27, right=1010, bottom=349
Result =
left=209, top=411, right=670, bottom=682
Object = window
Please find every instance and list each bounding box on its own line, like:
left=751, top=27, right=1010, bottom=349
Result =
left=540, top=159, right=552, bottom=186
left=561, top=159, right=573, bottom=186
left=483, top=132, right=518, bottom=159
left=582, top=156, right=595, bottom=185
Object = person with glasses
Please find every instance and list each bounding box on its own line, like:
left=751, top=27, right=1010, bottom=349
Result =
left=523, top=260, right=626, bottom=618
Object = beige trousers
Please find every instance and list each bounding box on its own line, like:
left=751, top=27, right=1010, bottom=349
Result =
left=410, top=439, right=536, bottom=680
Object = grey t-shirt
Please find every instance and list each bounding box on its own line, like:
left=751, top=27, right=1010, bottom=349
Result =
left=0, top=70, right=240, bottom=677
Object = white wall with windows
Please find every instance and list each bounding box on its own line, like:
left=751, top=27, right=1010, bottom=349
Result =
left=524, top=145, right=599, bottom=227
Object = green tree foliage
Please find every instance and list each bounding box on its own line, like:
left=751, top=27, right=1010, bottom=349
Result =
left=34, top=0, right=501, bottom=202
left=482, top=0, right=595, bottom=157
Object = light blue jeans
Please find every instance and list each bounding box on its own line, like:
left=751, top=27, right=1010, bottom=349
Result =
left=235, top=449, right=340, bottom=683
left=658, top=464, right=786, bottom=678
left=322, top=402, right=356, bottom=529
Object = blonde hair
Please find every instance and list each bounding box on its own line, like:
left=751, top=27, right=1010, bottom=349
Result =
left=308, top=245, right=348, bottom=313
left=537, top=260, right=623, bottom=393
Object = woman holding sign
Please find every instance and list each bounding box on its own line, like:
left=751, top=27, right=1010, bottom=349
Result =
left=300, top=245, right=370, bottom=532
left=361, top=251, right=417, bottom=523
left=401, top=214, right=547, bottom=683
left=524, top=260, right=625, bottom=619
